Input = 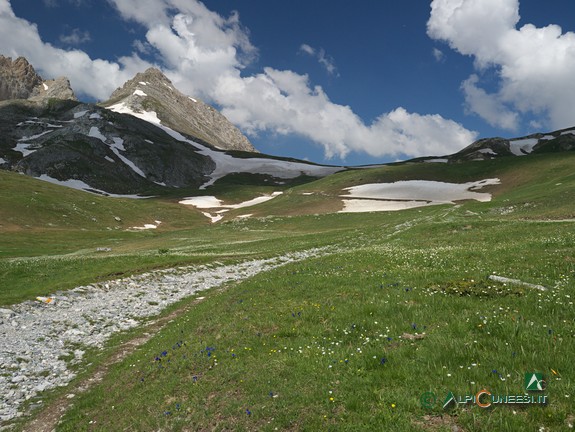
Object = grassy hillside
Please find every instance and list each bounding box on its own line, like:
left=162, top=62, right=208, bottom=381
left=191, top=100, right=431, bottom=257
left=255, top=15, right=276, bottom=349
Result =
left=1, top=152, right=574, bottom=431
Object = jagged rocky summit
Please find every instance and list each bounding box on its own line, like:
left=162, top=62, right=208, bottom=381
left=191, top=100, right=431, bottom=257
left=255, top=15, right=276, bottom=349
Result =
left=103, top=68, right=256, bottom=153
left=0, top=55, right=76, bottom=102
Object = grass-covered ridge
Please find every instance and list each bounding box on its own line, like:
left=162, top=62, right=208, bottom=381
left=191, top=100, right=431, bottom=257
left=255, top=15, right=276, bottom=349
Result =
left=1, top=152, right=574, bottom=430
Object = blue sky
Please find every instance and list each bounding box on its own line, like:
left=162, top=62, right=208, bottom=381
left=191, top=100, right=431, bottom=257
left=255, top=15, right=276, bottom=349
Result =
left=2, top=0, right=575, bottom=166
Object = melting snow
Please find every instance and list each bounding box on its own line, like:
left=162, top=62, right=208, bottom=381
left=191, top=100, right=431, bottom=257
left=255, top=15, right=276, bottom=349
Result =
left=424, top=158, right=449, bottom=163
left=106, top=102, right=342, bottom=189
left=0, top=158, right=7, bottom=164
left=202, top=212, right=224, bottom=223
left=341, top=199, right=440, bottom=213
left=133, top=89, right=147, bottom=97
left=110, top=137, right=146, bottom=178
left=509, top=138, right=538, bottom=156
left=88, top=126, right=107, bottom=143
left=478, top=148, right=497, bottom=155
left=180, top=192, right=283, bottom=222
left=89, top=112, right=102, bottom=119
left=86, top=127, right=146, bottom=177
left=129, top=221, right=162, bottom=230
left=74, top=110, right=88, bottom=119
left=180, top=192, right=282, bottom=210
left=339, top=179, right=500, bottom=213
left=42, top=83, right=49, bottom=90
left=14, top=143, right=37, bottom=156
left=35, top=175, right=149, bottom=198
left=19, top=130, right=53, bottom=141
left=561, top=129, right=575, bottom=135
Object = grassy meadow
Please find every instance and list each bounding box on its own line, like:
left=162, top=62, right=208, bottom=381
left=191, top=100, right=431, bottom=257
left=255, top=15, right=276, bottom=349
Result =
left=1, top=152, right=574, bottom=431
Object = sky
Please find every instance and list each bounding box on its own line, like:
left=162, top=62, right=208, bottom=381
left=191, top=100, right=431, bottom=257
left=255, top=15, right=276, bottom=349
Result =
left=1, top=0, right=575, bottom=166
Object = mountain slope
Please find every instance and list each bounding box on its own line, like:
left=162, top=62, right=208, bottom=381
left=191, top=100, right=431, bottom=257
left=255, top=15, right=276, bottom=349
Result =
left=424, top=126, right=575, bottom=162
left=103, top=68, right=255, bottom=153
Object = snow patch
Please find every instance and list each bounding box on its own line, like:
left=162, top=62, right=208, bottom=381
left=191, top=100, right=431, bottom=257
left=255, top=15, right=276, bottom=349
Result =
left=180, top=192, right=283, bottom=222
left=89, top=112, right=102, bottom=120
left=88, top=126, right=107, bottom=143
left=110, top=137, right=146, bottom=178
left=14, top=143, right=37, bottom=156
left=202, top=212, right=224, bottom=223
left=0, top=158, right=7, bottom=164
left=42, top=83, right=48, bottom=90
left=19, top=130, right=53, bottom=141
left=188, top=97, right=197, bottom=103
left=138, top=81, right=147, bottom=85
left=340, top=199, right=440, bottom=213
left=74, top=110, right=88, bottom=119
left=36, top=175, right=150, bottom=198
left=424, top=158, right=449, bottom=163
left=509, top=138, right=538, bottom=155
left=180, top=192, right=282, bottom=210
left=104, top=156, right=115, bottom=163
left=561, top=129, right=575, bottom=135
left=478, top=148, right=497, bottom=155
left=339, top=179, right=500, bottom=213
left=129, top=221, right=161, bottom=230
left=133, top=89, right=147, bottom=97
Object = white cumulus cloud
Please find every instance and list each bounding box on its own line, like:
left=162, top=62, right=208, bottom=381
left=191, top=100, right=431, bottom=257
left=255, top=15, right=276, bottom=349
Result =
left=428, top=0, right=575, bottom=131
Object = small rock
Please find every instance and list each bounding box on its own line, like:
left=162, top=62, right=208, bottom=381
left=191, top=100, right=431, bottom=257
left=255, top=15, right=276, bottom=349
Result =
left=0, top=308, right=14, bottom=317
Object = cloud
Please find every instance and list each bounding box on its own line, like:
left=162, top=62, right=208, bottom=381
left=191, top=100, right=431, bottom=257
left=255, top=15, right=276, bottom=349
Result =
left=215, top=68, right=476, bottom=158
left=432, top=47, right=444, bottom=62
left=0, top=0, right=477, bottom=159
left=299, top=43, right=338, bottom=76
left=428, top=0, right=575, bottom=131
left=59, top=28, right=91, bottom=45
left=461, top=74, right=518, bottom=130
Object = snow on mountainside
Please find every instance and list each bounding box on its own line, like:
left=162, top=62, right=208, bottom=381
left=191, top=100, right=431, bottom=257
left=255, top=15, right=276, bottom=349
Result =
left=105, top=101, right=342, bottom=190
left=425, top=128, right=575, bottom=163
left=102, top=68, right=256, bottom=153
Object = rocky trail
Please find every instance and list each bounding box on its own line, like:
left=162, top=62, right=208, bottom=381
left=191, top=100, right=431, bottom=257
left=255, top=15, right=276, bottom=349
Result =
left=0, top=249, right=328, bottom=430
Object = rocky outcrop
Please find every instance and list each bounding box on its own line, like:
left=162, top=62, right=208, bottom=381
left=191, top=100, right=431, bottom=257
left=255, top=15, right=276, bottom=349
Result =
left=104, top=68, right=256, bottom=152
left=28, top=76, right=77, bottom=102
left=0, top=56, right=42, bottom=100
left=0, top=55, right=77, bottom=102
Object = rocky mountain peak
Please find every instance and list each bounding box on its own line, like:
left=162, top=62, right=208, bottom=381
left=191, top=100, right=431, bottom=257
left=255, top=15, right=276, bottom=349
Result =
left=104, top=68, right=257, bottom=153
left=0, top=55, right=42, bottom=100
left=0, top=54, right=77, bottom=102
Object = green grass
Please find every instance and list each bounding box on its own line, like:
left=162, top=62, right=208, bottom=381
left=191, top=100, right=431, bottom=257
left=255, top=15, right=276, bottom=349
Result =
left=2, top=152, right=575, bottom=430
left=53, top=217, right=574, bottom=431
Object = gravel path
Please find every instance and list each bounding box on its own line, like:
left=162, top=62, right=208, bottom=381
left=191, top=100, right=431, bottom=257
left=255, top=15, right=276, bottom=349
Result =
left=0, top=248, right=328, bottom=426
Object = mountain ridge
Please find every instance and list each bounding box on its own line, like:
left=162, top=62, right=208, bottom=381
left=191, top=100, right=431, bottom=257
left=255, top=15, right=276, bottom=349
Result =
left=102, top=67, right=256, bottom=153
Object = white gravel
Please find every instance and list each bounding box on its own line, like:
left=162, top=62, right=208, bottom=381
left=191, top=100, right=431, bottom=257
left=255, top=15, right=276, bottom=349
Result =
left=0, top=249, right=327, bottom=425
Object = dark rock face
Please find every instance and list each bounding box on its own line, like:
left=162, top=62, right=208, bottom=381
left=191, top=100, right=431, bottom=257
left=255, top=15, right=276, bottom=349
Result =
left=0, top=99, right=214, bottom=194
left=104, top=68, right=256, bottom=153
